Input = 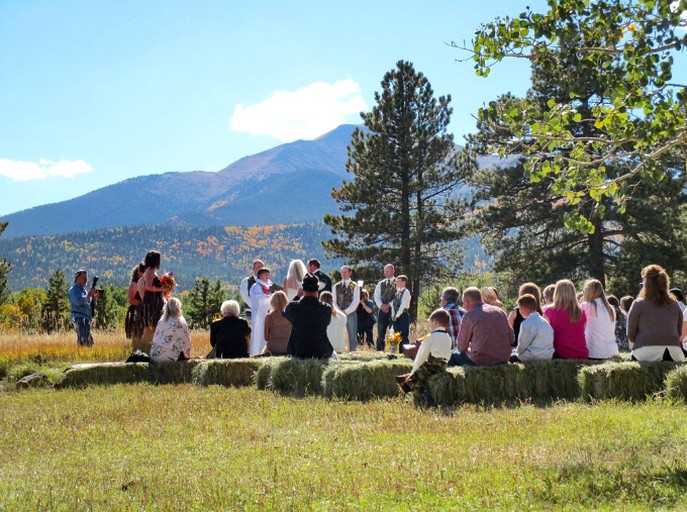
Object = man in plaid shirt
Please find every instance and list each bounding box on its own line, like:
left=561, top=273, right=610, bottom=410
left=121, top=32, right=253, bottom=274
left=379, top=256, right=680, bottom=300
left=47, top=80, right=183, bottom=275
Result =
left=440, top=287, right=464, bottom=349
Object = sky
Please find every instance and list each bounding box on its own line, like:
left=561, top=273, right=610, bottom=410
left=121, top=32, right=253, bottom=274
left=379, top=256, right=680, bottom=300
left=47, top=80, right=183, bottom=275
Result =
left=1, top=0, right=683, bottom=217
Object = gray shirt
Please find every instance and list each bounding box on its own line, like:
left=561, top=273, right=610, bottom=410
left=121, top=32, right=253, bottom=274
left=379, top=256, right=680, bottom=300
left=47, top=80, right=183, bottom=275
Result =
left=516, top=312, right=554, bottom=361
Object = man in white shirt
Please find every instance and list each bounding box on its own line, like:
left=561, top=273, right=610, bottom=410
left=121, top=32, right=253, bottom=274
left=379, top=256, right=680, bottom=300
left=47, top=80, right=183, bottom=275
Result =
left=333, top=265, right=361, bottom=352
left=391, top=275, right=412, bottom=345
left=374, top=264, right=396, bottom=351
left=240, top=259, right=264, bottom=320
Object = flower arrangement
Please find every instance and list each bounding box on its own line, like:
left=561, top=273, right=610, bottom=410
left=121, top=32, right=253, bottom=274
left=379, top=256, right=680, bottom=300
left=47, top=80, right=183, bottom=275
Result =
left=385, top=330, right=402, bottom=353
left=159, top=271, right=176, bottom=299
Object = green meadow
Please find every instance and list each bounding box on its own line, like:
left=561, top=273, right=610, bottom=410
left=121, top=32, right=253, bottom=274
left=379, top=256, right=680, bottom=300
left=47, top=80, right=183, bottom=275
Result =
left=2, top=385, right=687, bottom=511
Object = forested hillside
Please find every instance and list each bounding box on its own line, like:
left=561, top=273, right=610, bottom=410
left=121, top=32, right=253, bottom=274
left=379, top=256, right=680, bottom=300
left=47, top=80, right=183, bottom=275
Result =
left=1, top=223, right=336, bottom=291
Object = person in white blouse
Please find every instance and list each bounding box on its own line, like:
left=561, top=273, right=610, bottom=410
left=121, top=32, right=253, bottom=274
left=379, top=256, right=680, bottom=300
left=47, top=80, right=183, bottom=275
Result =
left=333, top=265, right=361, bottom=352
left=580, top=279, right=619, bottom=359
left=391, top=275, right=412, bottom=345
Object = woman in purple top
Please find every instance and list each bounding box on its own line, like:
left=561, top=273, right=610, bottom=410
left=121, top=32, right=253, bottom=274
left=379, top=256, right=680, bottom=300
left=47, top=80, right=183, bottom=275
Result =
left=544, top=280, right=588, bottom=359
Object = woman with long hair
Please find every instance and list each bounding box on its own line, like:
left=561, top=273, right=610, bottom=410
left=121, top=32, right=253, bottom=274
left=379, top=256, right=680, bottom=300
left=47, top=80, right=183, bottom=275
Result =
left=320, top=291, right=347, bottom=353
left=627, top=264, right=684, bottom=362
left=125, top=262, right=145, bottom=350
left=262, top=291, right=291, bottom=356
left=283, top=259, right=307, bottom=301
left=139, top=250, right=174, bottom=351
left=150, top=298, right=191, bottom=363
left=581, top=279, right=618, bottom=359
left=544, top=280, right=588, bottom=359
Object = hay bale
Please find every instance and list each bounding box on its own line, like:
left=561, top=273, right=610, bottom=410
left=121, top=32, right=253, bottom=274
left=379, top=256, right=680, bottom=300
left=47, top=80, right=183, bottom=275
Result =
left=463, top=364, right=529, bottom=404
left=268, top=358, right=328, bottom=397
left=579, top=361, right=681, bottom=401
left=55, top=363, right=150, bottom=388
left=322, top=360, right=413, bottom=400
left=522, top=359, right=600, bottom=402
left=148, top=360, right=202, bottom=384
left=426, top=367, right=467, bottom=406
left=254, top=358, right=281, bottom=389
left=337, top=352, right=399, bottom=362
left=665, top=366, right=687, bottom=400
left=192, top=359, right=263, bottom=387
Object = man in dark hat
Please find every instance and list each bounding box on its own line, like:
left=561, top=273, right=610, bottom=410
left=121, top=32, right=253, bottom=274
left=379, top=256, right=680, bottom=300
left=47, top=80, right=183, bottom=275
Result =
left=285, top=273, right=334, bottom=359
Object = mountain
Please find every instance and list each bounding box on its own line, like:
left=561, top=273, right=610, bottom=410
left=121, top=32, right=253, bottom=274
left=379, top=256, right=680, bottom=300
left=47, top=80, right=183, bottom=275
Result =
left=0, top=124, right=357, bottom=238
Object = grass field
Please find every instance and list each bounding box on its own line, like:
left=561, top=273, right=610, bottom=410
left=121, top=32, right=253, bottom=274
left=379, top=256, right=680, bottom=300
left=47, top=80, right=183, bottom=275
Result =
left=2, top=384, right=687, bottom=511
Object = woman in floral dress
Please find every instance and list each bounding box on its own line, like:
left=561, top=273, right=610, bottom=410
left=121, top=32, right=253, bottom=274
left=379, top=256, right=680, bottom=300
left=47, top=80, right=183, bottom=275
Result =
left=150, top=298, right=191, bottom=363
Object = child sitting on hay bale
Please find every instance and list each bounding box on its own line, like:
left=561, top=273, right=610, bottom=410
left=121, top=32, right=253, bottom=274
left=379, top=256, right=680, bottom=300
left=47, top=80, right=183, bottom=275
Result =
left=396, top=309, right=452, bottom=404
left=511, top=294, right=554, bottom=362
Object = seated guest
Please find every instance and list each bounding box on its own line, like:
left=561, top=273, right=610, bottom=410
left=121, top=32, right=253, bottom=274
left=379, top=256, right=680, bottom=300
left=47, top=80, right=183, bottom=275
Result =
left=607, top=295, right=629, bottom=351
left=320, top=291, right=347, bottom=353
left=508, top=282, right=543, bottom=346
left=544, top=280, right=588, bottom=359
left=449, top=287, right=514, bottom=366
left=397, top=309, right=453, bottom=401
left=285, top=274, right=333, bottom=359
left=628, top=264, right=684, bottom=362
left=581, top=279, right=618, bottom=360
left=150, top=298, right=191, bottom=363
left=261, top=291, right=291, bottom=356
left=513, top=294, right=554, bottom=361
left=210, top=299, right=251, bottom=359
left=441, top=286, right=464, bottom=348
left=542, top=284, right=555, bottom=310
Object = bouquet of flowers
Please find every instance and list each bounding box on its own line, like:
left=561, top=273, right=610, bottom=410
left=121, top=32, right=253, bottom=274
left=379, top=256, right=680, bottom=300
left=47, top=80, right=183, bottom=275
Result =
left=159, top=271, right=176, bottom=299
left=385, top=330, right=402, bottom=353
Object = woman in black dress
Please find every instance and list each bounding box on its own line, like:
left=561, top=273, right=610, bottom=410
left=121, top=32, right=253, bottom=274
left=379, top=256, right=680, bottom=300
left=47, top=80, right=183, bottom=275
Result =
left=210, top=300, right=251, bottom=358
left=125, top=262, right=145, bottom=350
left=140, top=250, right=173, bottom=351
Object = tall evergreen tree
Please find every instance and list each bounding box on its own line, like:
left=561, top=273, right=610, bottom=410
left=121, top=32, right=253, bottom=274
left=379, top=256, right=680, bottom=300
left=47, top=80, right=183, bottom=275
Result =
left=185, top=277, right=227, bottom=329
left=0, top=222, right=11, bottom=306
left=323, top=60, right=472, bottom=316
left=43, top=269, right=69, bottom=333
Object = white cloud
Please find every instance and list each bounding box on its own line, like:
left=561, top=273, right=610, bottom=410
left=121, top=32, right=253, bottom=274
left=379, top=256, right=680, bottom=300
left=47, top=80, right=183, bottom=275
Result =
left=0, top=158, right=93, bottom=181
left=229, top=79, right=368, bottom=142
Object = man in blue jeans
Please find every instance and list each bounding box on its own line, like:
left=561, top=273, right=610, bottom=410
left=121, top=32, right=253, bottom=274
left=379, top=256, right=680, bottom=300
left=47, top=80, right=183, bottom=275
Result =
left=68, top=270, right=99, bottom=347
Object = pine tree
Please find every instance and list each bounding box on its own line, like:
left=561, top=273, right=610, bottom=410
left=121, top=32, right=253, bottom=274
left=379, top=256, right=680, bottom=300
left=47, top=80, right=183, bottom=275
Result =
left=0, top=222, right=11, bottom=305
left=43, top=269, right=69, bottom=333
left=185, top=277, right=227, bottom=329
left=323, top=60, right=472, bottom=316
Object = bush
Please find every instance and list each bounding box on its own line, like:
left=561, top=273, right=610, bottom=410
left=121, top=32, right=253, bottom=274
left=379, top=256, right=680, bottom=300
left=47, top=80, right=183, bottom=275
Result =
left=579, top=361, right=682, bottom=401
left=192, top=359, right=263, bottom=387
left=267, top=358, right=329, bottom=397
left=322, top=360, right=412, bottom=400
left=665, top=366, right=687, bottom=401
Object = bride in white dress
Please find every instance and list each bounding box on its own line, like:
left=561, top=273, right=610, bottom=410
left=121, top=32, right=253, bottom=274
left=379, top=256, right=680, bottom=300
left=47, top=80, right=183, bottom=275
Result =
left=283, top=259, right=307, bottom=301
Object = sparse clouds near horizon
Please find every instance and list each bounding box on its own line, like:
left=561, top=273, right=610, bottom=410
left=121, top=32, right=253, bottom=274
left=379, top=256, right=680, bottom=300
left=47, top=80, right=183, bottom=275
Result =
left=229, top=79, right=368, bottom=142
left=0, top=158, right=93, bottom=181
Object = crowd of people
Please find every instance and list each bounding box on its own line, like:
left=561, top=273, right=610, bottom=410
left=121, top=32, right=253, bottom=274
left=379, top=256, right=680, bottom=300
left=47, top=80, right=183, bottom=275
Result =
left=67, top=256, right=687, bottom=382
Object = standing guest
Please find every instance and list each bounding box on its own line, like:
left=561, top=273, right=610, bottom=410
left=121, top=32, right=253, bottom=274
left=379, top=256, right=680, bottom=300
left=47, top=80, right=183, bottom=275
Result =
left=544, top=280, right=588, bottom=359
left=607, top=295, right=630, bottom=351
left=125, top=263, right=145, bottom=350
left=374, top=264, right=397, bottom=351
left=391, top=275, right=412, bottom=346
left=249, top=267, right=272, bottom=356
left=210, top=300, right=251, bottom=359
left=513, top=294, right=554, bottom=361
left=508, top=283, right=544, bottom=346
left=320, top=291, right=347, bottom=353
left=285, top=274, right=333, bottom=359
left=449, top=287, right=514, bottom=366
left=542, top=284, right=555, bottom=310
left=356, top=289, right=376, bottom=348
left=261, top=291, right=291, bottom=356
left=440, top=287, right=464, bottom=348
left=627, top=264, right=684, bottom=362
left=240, top=259, right=265, bottom=320
left=283, top=259, right=307, bottom=301
left=68, top=269, right=99, bottom=347
left=333, top=265, right=361, bottom=352
left=581, top=279, right=618, bottom=359
left=150, top=298, right=191, bottom=363
left=139, top=250, right=173, bottom=352
left=307, top=258, right=332, bottom=294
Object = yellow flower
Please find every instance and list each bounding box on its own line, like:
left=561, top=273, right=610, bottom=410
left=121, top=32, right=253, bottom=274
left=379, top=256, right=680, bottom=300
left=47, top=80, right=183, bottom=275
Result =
left=628, top=23, right=637, bottom=32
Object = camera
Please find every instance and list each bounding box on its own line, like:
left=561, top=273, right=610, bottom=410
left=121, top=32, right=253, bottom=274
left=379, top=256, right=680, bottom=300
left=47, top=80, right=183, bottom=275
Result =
left=91, top=275, right=104, bottom=295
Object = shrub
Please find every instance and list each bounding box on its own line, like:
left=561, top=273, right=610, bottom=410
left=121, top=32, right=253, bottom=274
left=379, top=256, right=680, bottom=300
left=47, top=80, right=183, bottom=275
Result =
left=665, top=366, right=687, bottom=401
left=192, top=359, right=263, bottom=387
left=579, top=361, right=682, bottom=401
left=322, top=360, right=412, bottom=400
left=268, top=358, right=328, bottom=397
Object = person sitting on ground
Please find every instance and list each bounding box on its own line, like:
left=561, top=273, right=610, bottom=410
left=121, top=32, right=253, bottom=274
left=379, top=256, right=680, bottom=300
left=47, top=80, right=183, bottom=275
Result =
left=285, top=274, right=333, bottom=359
left=512, top=294, right=554, bottom=362
left=544, top=280, right=588, bottom=360
left=627, top=264, right=684, bottom=362
left=580, top=279, right=618, bottom=360
left=150, top=297, right=191, bottom=363
left=261, top=291, right=291, bottom=356
left=397, top=309, right=452, bottom=400
left=319, top=291, right=347, bottom=354
left=449, top=287, right=514, bottom=366
left=209, top=299, right=251, bottom=359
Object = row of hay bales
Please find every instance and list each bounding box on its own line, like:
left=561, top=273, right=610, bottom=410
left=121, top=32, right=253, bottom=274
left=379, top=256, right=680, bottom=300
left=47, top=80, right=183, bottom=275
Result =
left=55, top=354, right=687, bottom=404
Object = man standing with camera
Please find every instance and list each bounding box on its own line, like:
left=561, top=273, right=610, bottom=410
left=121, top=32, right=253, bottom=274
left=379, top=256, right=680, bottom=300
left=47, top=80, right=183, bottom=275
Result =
left=68, top=269, right=99, bottom=347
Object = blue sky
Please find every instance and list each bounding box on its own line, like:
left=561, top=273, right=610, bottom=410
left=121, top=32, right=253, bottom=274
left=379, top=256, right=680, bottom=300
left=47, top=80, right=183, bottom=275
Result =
left=1, top=0, right=656, bottom=216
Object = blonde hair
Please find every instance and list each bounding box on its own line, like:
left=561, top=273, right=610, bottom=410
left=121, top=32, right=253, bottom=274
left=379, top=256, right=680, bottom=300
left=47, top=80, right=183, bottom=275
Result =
left=287, top=260, right=307, bottom=287
left=553, top=280, right=582, bottom=323
left=162, top=297, right=183, bottom=322
left=481, top=287, right=499, bottom=305
left=582, top=279, right=615, bottom=321
left=269, top=291, right=289, bottom=313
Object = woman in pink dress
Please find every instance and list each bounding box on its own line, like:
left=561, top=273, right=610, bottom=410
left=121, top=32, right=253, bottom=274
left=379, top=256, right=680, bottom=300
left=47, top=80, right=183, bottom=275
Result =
left=544, top=279, right=588, bottom=359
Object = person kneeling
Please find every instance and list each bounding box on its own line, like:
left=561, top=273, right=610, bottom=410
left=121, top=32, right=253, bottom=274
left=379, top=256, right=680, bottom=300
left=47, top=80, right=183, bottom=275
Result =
left=511, top=294, right=554, bottom=362
left=397, top=309, right=452, bottom=404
